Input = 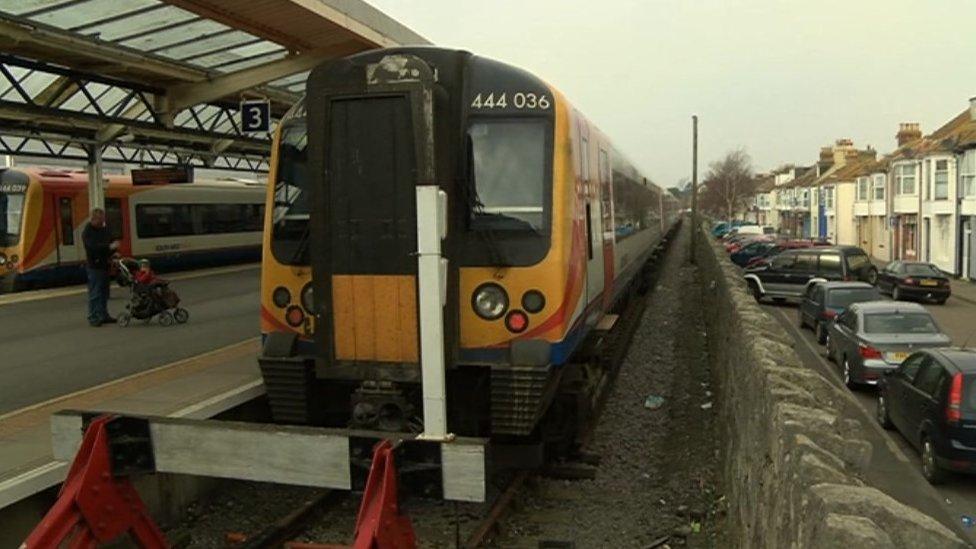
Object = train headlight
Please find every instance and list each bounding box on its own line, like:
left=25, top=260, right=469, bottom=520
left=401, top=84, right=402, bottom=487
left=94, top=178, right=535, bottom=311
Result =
left=7, top=255, right=17, bottom=267
left=272, top=286, right=291, bottom=308
left=521, top=290, right=546, bottom=313
left=472, top=283, right=508, bottom=320
left=0, top=253, right=6, bottom=266
left=301, top=282, right=314, bottom=313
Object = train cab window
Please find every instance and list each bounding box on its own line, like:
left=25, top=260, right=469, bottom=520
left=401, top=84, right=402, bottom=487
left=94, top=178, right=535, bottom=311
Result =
left=0, top=182, right=25, bottom=246
left=270, top=107, right=309, bottom=265
left=58, top=197, right=74, bottom=245
left=104, top=198, right=124, bottom=241
left=468, top=119, right=548, bottom=232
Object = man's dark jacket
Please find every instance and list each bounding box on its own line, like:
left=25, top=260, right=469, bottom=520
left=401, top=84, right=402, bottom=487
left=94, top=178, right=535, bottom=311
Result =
left=82, top=223, right=112, bottom=270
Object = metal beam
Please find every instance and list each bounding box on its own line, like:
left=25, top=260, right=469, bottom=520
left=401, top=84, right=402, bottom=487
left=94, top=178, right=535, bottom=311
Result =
left=0, top=101, right=269, bottom=155
left=0, top=16, right=203, bottom=84
left=165, top=40, right=362, bottom=114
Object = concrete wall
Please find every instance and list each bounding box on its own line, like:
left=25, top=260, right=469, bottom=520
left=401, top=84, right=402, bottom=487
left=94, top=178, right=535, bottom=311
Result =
left=695, top=226, right=966, bottom=548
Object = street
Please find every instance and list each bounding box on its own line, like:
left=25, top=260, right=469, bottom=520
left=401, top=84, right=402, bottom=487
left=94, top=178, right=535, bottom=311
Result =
left=764, top=292, right=976, bottom=544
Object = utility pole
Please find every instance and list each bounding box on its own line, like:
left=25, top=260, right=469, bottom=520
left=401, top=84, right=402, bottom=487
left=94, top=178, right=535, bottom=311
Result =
left=690, top=115, right=699, bottom=263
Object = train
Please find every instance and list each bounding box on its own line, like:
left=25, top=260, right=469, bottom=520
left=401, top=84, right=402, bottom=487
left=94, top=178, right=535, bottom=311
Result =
left=258, top=47, right=679, bottom=480
left=0, top=167, right=265, bottom=292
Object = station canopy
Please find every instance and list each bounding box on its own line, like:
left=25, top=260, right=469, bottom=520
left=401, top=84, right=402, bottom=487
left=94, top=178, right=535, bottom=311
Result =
left=0, top=0, right=429, bottom=172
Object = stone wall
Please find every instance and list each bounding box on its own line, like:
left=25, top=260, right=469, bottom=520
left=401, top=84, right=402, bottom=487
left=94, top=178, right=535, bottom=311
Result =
left=695, top=226, right=966, bottom=548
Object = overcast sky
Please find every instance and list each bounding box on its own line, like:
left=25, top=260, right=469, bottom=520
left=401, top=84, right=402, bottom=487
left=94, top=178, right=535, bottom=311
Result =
left=367, top=0, right=976, bottom=187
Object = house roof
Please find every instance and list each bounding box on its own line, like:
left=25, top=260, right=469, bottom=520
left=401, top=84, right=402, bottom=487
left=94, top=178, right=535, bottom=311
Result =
left=821, top=157, right=875, bottom=183
left=780, top=168, right=818, bottom=189
left=754, top=174, right=775, bottom=193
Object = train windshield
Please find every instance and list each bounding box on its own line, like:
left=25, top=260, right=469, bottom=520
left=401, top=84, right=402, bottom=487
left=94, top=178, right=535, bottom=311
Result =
left=270, top=102, right=309, bottom=265
left=468, top=119, right=548, bottom=232
left=1, top=172, right=26, bottom=246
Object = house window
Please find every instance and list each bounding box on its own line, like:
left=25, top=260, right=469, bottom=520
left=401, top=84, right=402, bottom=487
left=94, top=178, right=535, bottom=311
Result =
left=961, top=150, right=976, bottom=198
left=896, top=164, right=916, bottom=195
left=824, top=186, right=834, bottom=208
left=923, top=160, right=930, bottom=199
left=873, top=174, right=886, bottom=200
left=856, top=177, right=869, bottom=201
left=934, top=159, right=949, bottom=200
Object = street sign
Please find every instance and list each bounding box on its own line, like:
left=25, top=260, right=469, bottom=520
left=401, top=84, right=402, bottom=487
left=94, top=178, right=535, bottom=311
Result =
left=240, top=99, right=271, bottom=133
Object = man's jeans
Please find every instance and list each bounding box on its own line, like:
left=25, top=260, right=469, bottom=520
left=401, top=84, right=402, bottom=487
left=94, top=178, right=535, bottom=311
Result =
left=86, top=267, right=110, bottom=324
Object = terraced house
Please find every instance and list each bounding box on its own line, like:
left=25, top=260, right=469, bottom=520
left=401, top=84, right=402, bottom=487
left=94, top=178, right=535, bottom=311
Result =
left=754, top=96, right=976, bottom=282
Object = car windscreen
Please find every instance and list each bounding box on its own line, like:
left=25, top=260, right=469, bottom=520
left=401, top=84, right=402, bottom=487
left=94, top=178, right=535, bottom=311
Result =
left=826, top=288, right=880, bottom=308
left=846, top=252, right=870, bottom=270
left=904, top=264, right=941, bottom=277
left=863, top=313, right=939, bottom=334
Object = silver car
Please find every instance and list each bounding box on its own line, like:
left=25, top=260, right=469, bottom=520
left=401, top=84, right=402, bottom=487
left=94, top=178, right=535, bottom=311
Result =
left=826, top=301, right=951, bottom=388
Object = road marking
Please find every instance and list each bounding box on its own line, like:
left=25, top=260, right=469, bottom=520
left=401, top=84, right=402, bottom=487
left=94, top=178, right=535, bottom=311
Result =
left=0, top=338, right=259, bottom=424
left=0, top=263, right=259, bottom=306
left=771, top=307, right=912, bottom=464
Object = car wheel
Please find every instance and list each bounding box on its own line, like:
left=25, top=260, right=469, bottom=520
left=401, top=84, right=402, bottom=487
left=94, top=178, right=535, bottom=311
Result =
left=892, top=286, right=901, bottom=301
left=843, top=358, right=857, bottom=390
left=876, top=393, right=893, bottom=430
left=748, top=281, right=762, bottom=302
left=921, top=436, right=947, bottom=485
left=866, top=267, right=879, bottom=285
left=816, top=322, right=827, bottom=345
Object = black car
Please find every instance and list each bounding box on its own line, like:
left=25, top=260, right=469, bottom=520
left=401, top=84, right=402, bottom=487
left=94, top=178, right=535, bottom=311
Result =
left=877, top=261, right=951, bottom=304
left=743, top=246, right=878, bottom=301
left=877, top=348, right=976, bottom=483
left=798, top=281, right=880, bottom=344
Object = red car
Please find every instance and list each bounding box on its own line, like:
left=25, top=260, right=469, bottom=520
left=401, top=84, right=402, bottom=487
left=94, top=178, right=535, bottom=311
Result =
left=744, top=239, right=832, bottom=267
left=726, top=235, right=773, bottom=254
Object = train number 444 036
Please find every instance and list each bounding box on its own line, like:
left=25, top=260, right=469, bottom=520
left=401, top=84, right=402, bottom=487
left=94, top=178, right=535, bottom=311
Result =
left=470, top=92, right=550, bottom=110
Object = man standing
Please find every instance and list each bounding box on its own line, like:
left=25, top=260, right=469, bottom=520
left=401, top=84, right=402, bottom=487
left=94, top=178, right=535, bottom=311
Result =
left=82, top=208, right=119, bottom=326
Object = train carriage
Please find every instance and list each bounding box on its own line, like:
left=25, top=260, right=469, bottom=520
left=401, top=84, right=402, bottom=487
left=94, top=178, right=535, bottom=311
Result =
left=0, top=167, right=265, bottom=292
left=259, top=48, right=678, bottom=490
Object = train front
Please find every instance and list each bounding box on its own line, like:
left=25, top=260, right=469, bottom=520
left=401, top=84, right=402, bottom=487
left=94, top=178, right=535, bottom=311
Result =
left=0, top=169, right=28, bottom=292
left=259, top=48, right=578, bottom=495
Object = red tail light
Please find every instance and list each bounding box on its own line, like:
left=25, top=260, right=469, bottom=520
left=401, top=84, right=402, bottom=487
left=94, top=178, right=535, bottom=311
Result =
left=821, top=310, right=837, bottom=320
left=858, top=343, right=882, bottom=360
left=947, top=372, right=963, bottom=424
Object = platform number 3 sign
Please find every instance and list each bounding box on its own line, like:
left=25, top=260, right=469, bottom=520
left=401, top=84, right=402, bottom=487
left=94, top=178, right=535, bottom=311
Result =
left=240, top=99, right=271, bottom=133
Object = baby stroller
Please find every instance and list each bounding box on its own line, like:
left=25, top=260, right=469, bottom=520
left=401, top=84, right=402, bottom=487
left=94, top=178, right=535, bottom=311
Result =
left=113, top=257, right=189, bottom=327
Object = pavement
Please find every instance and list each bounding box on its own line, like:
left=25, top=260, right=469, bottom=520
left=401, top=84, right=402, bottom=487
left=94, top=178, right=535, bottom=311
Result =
left=0, top=264, right=261, bottom=414
left=764, top=298, right=976, bottom=544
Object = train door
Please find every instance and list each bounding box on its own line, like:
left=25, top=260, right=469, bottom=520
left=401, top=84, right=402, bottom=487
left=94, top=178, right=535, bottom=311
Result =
left=598, top=148, right=615, bottom=307
left=104, top=197, right=130, bottom=256
left=53, top=194, right=80, bottom=264
left=580, top=121, right=604, bottom=311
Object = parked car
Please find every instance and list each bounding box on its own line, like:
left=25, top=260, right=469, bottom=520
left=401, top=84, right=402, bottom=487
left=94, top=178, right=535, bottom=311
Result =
left=798, top=281, right=880, bottom=344
left=731, top=239, right=781, bottom=267
left=726, top=235, right=773, bottom=254
left=877, top=348, right=976, bottom=484
left=826, top=301, right=951, bottom=388
left=743, top=246, right=878, bottom=302
left=876, top=261, right=952, bottom=305
left=743, top=239, right=833, bottom=268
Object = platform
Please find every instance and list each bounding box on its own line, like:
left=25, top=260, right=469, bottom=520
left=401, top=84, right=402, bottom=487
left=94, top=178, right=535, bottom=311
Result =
left=0, top=338, right=262, bottom=510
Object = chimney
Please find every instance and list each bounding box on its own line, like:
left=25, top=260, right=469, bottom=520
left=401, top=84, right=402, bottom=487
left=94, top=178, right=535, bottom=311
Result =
left=819, top=147, right=833, bottom=162
left=970, top=96, right=976, bottom=121
left=833, top=138, right=855, bottom=164
left=896, top=123, right=922, bottom=146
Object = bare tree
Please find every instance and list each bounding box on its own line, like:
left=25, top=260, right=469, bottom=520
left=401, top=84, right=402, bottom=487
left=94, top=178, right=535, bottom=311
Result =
left=699, top=149, right=755, bottom=221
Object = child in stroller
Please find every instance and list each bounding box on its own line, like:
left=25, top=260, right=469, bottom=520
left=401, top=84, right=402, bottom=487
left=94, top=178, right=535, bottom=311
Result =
left=115, top=258, right=189, bottom=327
